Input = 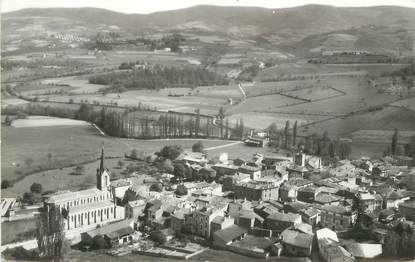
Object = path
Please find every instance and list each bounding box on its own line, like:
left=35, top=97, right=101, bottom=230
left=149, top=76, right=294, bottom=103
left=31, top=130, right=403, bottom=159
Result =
left=205, top=141, right=243, bottom=151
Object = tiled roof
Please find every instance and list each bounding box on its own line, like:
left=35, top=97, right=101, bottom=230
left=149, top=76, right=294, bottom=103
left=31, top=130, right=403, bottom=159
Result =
left=281, top=229, right=313, bottom=249
left=213, top=225, right=248, bottom=243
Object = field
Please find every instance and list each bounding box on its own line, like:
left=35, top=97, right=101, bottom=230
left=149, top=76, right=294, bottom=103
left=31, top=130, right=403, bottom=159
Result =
left=1, top=219, right=37, bottom=245
left=391, top=97, right=415, bottom=111
left=351, top=130, right=415, bottom=144
left=299, top=107, right=415, bottom=138
left=11, top=116, right=90, bottom=128
left=1, top=119, right=243, bottom=197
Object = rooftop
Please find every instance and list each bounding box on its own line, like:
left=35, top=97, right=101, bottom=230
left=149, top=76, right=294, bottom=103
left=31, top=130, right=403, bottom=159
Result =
left=213, top=224, right=248, bottom=243
left=70, top=200, right=114, bottom=213
left=46, top=188, right=104, bottom=204
left=399, top=200, right=415, bottom=209
left=267, top=212, right=301, bottom=223
left=83, top=219, right=134, bottom=239
left=281, top=229, right=313, bottom=249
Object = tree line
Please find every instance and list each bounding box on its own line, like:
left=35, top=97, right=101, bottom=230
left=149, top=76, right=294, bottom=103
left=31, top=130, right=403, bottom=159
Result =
left=268, top=120, right=352, bottom=160
left=88, top=65, right=229, bottom=92
left=3, top=103, right=238, bottom=140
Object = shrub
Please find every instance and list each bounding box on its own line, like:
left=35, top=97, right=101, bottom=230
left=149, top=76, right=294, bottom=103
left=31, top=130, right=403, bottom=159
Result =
left=175, top=184, right=188, bottom=196
left=150, top=183, right=163, bottom=192
left=192, top=141, right=205, bottom=153
left=158, top=145, right=183, bottom=160
left=91, top=235, right=109, bottom=250
left=1, top=180, right=12, bottom=189
left=22, top=192, right=36, bottom=205
left=150, top=230, right=167, bottom=245
left=30, top=183, right=42, bottom=194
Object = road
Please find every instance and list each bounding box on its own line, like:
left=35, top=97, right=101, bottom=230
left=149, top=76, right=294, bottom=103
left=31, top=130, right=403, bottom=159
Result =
left=205, top=141, right=243, bottom=151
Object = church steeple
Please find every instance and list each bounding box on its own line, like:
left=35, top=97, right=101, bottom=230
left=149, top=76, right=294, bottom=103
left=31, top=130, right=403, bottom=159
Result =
left=99, top=146, right=104, bottom=173
left=97, top=146, right=110, bottom=191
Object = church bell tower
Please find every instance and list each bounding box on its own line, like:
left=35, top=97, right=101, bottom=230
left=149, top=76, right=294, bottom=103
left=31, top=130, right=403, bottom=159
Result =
left=97, top=147, right=110, bottom=191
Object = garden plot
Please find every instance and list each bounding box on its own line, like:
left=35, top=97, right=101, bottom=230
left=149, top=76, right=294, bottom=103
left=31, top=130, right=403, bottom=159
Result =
left=284, top=85, right=344, bottom=101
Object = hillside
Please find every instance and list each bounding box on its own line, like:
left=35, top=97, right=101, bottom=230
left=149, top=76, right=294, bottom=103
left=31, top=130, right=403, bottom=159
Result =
left=3, top=5, right=415, bottom=43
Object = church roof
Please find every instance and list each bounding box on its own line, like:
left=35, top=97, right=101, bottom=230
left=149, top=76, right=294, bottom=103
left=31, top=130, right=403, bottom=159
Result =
left=70, top=200, right=114, bottom=213
left=45, top=188, right=105, bottom=204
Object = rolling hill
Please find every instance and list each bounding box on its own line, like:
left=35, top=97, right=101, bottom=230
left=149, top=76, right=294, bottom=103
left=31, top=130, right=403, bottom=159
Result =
left=2, top=5, right=415, bottom=56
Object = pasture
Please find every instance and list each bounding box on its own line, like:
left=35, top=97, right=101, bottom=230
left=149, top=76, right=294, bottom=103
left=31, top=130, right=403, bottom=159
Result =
left=11, top=116, right=89, bottom=128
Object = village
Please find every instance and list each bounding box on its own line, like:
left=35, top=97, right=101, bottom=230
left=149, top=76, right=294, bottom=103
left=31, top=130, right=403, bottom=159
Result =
left=2, top=128, right=415, bottom=261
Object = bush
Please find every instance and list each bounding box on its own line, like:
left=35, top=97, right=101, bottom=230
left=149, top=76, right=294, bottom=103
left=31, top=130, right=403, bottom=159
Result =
left=22, top=192, right=36, bottom=205
left=150, top=230, right=167, bottom=245
left=91, top=235, right=109, bottom=250
left=192, top=141, right=205, bottom=153
left=158, top=145, right=183, bottom=160
left=175, top=184, right=188, bottom=196
left=72, top=165, right=85, bottom=176
left=130, top=149, right=138, bottom=159
left=157, top=159, right=174, bottom=173
left=1, top=180, right=12, bottom=189
left=30, top=183, right=42, bottom=194
left=150, top=183, right=163, bottom=192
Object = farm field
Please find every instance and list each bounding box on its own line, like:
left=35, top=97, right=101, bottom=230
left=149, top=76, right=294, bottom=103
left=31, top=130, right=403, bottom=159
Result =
left=351, top=130, right=415, bottom=144
left=257, top=62, right=410, bottom=80
left=1, top=120, right=239, bottom=191
left=1, top=219, right=37, bottom=245
left=11, top=116, right=90, bottom=128
left=391, top=96, right=415, bottom=111
left=298, top=107, right=415, bottom=138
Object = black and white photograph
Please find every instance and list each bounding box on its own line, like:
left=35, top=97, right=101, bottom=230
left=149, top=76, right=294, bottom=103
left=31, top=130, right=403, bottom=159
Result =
left=1, top=0, right=415, bottom=261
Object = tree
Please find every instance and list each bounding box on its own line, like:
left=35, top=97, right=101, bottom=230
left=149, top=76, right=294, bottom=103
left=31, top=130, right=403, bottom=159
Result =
left=91, top=235, right=109, bottom=250
left=47, top=153, right=53, bottom=163
left=150, top=183, right=163, bottom=192
left=173, top=163, right=187, bottom=181
left=117, top=160, right=125, bottom=169
left=130, top=149, right=138, bottom=159
left=267, top=122, right=278, bottom=140
left=284, top=120, right=290, bottom=149
left=23, top=192, right=36, bottom=205
left=24, top=158, right=33, bottom=167
left=192, top=141, right=205, bottom=153
left=158, top=159, right=174, bottom=173
left=200, top=168, right=217, bottom=181
left=1, top=180, right=11, bottom=189
left=392, top=128, right=398, bottom=155
left=396, top=145, right=405, bottom=156
left=292, top=120, right=298, bottom=146
left=338, top=142, right=352, bottom=160
left=158, top=145, right=183, bottom=160
left=36, top=207, right=68, bottom=260
left=72, top=165, right=85, bottom=176
left=30, top=183, right=42, bottom=194
left=175, top=184, right=188, bottom=196
left=150, top=230, right=167, bottom=245
left=5, top=115, right=12, bottom=125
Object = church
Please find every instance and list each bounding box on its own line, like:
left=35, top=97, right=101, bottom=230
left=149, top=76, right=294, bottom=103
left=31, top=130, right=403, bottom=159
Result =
left=44, top=148, right=124, bottom=231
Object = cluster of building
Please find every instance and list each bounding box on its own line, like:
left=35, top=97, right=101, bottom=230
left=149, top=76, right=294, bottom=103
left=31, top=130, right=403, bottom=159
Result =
left=19, top=146, right=415, bottom=260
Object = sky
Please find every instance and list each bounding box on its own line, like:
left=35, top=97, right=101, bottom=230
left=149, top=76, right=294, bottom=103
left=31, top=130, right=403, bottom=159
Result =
left=2, top=0, right=415, bottom=13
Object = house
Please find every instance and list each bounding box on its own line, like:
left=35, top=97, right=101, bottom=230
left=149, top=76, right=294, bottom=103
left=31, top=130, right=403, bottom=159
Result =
left=263, top=156, right=293, bottom=169
left=175, top=152, right=208, bottom=166
left=210, top=215, right=235, bottom=236
left=314, top=193, right=343, bottom=206
left=125, top=200, right=146, bottom=221
left=227, top=199, right=253, bottom=218
left=316, top=228, right=354, bottom=262
left=110, top=179, right=132, bottom=203
left=212, top=163, right=239, bottom=177
left=184, top=205, right=227, bottom=239
left=318, top=205, right=357, bottom=231
left=280, top=228, right=313, bottom=257
left=299, top=207, right=321, bottom=226
left=344, top=242, right=382, bottom=259
left=1, top=198, right=16, bottom=217
left=399, top=200, right=415, bottom=221
left=237, top=209, right=264, bottom=229
left=279, top=185, right=298, bottom=202
left=144, top=199, right=163, bottom=225
left=297, top=186, right=320, bottom=203
left=81, top=219, right=135, bottom=248
left=212, top=224, right=248, bottom=248
left=233, top=182, right=279, bottom=201
left=238, top=165, right=261, bottom=180
left=170, top=208, right=191, bottom=233
left=244, top=136, right=268, bottom=147
left=265, top=212, right=302, bottom=232
left=357, top=193, right=383, bottom=212
left=253, top=202, right=282, bottom=219
left=384, top=190, right=411, bottom=209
